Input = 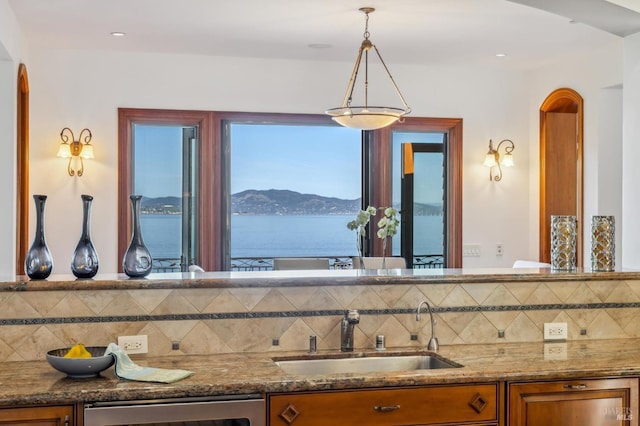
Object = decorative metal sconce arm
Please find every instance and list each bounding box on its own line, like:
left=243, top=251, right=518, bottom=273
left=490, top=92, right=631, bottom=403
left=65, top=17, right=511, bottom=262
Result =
left=484, top=139, right=515, bottom=182
left=58, top=127, right=93, bottom=177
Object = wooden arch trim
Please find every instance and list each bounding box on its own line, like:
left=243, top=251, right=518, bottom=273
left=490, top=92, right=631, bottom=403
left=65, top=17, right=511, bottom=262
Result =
left=16, top=64, right=29, bottom=276
left=539, top=87, right=584, bottom=265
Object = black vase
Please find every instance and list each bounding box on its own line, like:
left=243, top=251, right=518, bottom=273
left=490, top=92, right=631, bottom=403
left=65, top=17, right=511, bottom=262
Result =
left=71, top=194, right=99, bottom=278
left=122, top=195, right=153, bottom=277
left=25, top=194, right=53, bottom=279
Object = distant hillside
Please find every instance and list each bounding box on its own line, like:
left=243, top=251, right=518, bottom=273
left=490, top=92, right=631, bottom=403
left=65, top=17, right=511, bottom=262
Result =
left=232, top=189, right=360, bottom=215
left=140, top=190, right=442, bottom=216
left=141, top=196, right=181, bottom=214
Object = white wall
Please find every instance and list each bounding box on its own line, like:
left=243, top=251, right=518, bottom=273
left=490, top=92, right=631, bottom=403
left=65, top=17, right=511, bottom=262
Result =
left=0, top=0, right=25, bottom=280
left=25, top=47, right=532, bottom=274
left=622, top=32, right=640, bottom=268
left=526, top=41, right=624, bottom=267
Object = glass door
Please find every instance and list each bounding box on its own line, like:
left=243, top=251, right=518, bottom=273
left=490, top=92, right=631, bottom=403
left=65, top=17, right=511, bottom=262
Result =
left=132, top=124, right=199, bottom=272
left=393, top=132, right=446, bottom=268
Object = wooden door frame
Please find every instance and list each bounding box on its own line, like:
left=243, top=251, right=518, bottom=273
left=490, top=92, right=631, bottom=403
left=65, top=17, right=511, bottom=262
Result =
left=539, top=88, right=584, bottom=265
left=16, top=64, right=29, bottom=276
left=374, top=117, right=463, bottom=267
left=117, top=108, right=216, bottom=271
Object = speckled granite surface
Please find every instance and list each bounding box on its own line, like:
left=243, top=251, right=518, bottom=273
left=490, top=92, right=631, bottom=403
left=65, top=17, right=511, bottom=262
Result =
left=4, top=268, right=640, bottom=291
left=3, top=338, right=640, bottom=406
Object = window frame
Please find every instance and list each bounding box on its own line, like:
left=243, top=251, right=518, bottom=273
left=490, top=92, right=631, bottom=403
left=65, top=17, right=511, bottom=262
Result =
left=118, top=110, right=462, bottom=271
left=117, top=108, right=217, bottom=271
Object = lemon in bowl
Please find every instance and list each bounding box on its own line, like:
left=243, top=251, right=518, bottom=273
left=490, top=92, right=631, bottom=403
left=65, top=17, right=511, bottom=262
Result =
left=46, top=344, right=115, bottom=378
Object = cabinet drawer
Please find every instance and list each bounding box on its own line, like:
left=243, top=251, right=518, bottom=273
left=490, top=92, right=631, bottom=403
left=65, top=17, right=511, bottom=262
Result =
left=269, top=383, right=498, bottom=426
left=509, top=378, right=639, bottom=426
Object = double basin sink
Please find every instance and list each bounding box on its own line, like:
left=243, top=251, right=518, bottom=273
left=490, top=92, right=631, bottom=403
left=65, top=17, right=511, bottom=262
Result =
left=273, top=352, right=462, bottom=375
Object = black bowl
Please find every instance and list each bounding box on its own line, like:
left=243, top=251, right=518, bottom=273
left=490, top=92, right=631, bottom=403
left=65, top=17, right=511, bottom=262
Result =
left=46, top=346, right=115, bottom=378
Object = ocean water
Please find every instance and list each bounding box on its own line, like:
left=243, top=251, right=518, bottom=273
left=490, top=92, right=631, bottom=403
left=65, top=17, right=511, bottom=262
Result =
left=141, top=214, right=444, bottom=259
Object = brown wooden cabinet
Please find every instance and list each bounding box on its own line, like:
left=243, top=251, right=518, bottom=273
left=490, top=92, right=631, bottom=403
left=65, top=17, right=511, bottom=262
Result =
left=0, top=405, right=73, bottom=425
left=269, top=383, right=500, bottom=426
left=508, top=378, right=638, bottom=426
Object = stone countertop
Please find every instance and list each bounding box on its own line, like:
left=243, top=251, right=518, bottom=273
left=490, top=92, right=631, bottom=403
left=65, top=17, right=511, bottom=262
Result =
left=3, top=339, right=640, bottom=406
left=3, top=268, right=640, bottom=291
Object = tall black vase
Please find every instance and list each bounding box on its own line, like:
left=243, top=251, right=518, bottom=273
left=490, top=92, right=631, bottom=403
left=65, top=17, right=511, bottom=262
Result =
left=71, top=194, right=99, bottom=278
left=122, top=195, right=153, bottom=277
left=25, top=194, right=53, bottom=279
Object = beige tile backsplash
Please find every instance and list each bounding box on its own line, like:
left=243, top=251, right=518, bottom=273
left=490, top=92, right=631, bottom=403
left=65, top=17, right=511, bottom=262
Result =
left=2, top=279, right=640, bottom=361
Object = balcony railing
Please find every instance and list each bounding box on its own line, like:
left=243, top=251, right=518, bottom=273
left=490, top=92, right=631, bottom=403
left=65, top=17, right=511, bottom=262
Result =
left=151, top=255, right=444, bottom=273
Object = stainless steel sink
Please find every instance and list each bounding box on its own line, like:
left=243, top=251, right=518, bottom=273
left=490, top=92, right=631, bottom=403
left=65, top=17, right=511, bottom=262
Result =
left=273, top=353, right=462, bottom=375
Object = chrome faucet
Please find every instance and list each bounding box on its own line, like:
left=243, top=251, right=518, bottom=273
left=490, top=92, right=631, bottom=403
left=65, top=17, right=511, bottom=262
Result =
left=340, top=309, right=360, bottom=352
left=416, top=300, right=439, bottom=352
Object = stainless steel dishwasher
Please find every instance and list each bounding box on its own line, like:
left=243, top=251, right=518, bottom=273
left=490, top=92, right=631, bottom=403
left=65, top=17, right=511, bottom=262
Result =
left=84, top=394, right=265, bottom=426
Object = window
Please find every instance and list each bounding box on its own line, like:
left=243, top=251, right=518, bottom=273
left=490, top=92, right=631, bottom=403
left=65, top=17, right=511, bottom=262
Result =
left=119, top=110, right=462, bottom=271
left=131, top=124, right=199, bottom=272
left=222, top=116, right=362, bottom=270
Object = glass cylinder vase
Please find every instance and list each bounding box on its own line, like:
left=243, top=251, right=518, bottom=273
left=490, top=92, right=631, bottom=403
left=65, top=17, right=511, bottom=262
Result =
left=550, top=215, right=577, bottom=271
left=591, top=215, right=615, bottom=272
left=122, top=195, right=153, bottom=277
left=25, top=194, right=54, bottom=279
left=71, top=194, right=99, bottom=278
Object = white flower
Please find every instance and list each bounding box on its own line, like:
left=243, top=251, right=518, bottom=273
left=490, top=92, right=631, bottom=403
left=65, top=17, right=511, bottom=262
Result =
left=377, top=207, right=399, bottom=239
left=347, top=206, right=377, bottom=234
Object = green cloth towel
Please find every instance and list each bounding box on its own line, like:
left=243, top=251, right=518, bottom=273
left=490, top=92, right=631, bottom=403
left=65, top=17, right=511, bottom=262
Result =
left=104, top=343, right=194, bottom=383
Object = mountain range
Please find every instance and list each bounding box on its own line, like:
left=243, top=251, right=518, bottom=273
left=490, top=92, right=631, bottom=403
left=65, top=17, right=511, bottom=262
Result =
left=141, top=189, right=442, bottom=216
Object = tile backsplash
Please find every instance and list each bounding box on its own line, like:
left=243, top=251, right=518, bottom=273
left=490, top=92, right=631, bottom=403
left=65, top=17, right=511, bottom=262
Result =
left=2, top=279, right=640, bottom=361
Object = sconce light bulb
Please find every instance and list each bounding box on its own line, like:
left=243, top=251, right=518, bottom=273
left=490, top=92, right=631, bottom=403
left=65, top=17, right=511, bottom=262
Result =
left=57, top=143, right=72, bottom=159
left=483, top=152, right=497, bottom=168
left=80, top=144, right=95, bottom=159
left=502, top=152, right=514, bottom=168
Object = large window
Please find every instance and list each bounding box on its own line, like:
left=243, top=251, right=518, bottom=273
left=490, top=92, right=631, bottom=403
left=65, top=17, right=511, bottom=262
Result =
left=118, top=110, right=462, bottom=271
left=224, top=120, right=361, bottom=270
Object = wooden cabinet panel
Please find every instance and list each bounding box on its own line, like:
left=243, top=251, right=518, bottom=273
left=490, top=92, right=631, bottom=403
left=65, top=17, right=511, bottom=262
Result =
left=269, top=383, right=499, bottom=426
left=0, top=405, right=73, bottom=426
left=509, top=378, right=638, bottom=426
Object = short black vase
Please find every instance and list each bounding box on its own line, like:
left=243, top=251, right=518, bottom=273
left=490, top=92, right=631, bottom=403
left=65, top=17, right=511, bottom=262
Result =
left=71, top=194, right=99, bottom=278
left=25, top=194, right=54, bottom=279
left=122, top=195, right=153, bottom=277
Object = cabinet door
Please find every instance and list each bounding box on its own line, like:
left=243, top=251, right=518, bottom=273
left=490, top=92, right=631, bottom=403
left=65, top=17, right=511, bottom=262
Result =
left=0, top=405, right=73, bottom=426
left=269, top=383, right=499, bottom=426
left=509, top=378, right=638, bottom=426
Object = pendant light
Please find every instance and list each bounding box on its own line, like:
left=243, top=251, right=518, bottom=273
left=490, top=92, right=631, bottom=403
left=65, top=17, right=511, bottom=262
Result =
left=325, top=7, right=411, bottom=130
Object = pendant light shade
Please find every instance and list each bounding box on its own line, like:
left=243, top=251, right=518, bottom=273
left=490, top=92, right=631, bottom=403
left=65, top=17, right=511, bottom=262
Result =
left=325, top=7, right=411, bottom=130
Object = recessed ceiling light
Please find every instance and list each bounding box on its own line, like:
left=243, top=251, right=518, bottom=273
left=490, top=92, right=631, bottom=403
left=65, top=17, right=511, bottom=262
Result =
left=110, top=32, right=126, bottom=37
left=308, top=43, right=332, bottom=49
left=496, top=53, right=507, bottom=57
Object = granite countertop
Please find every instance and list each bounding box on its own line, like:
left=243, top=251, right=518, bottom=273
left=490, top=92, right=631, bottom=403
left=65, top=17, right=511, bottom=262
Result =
left=3, top=339, right=640, bottom=406
left=3, top=268, right=640, bottom=291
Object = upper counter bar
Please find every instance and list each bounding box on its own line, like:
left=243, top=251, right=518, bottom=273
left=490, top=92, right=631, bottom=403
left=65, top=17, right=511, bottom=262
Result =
left=3, top=267, right=640, bottom=291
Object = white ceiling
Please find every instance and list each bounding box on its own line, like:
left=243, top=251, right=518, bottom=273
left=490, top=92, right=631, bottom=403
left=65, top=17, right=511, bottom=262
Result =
left=8, top=0, right=640, bottom=70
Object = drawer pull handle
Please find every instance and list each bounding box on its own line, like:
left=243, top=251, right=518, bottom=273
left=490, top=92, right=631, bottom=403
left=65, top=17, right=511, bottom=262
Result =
left=564, top=384, right=587, bottom=390
left=374, top=404, right=401, bottom=412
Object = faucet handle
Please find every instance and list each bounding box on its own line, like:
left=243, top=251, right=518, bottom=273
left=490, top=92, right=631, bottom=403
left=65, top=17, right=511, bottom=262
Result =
left=345, top=309, right=360, bottom=323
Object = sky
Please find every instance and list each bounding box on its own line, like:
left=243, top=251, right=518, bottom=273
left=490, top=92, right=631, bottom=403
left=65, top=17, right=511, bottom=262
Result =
left=132, top=123, right=445, bottom=203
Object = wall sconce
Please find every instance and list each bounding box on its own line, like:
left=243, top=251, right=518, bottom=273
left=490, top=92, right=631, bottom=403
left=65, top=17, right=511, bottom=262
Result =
left=483, top=139, right=514, bottom=182
left=56, top=127, right=94, bottom=177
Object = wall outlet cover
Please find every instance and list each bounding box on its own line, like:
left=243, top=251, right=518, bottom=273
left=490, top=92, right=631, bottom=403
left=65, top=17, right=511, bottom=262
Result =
left=117, top=334, right=148, bottom=354
left=543, top=322, right=568, bottom=340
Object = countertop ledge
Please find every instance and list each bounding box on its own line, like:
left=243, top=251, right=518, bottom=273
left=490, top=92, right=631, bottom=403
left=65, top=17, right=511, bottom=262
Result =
left=3, top=339, right=640, bottom=406
left=3, top=268, right=640, bottom=291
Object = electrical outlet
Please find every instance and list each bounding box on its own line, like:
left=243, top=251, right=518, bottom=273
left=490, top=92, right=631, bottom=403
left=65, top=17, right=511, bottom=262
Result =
left=496, top=243, right=504, bottom=256
left=543, top=322, right=568, bottom=341
left=117, top=334, right=148, bottom=354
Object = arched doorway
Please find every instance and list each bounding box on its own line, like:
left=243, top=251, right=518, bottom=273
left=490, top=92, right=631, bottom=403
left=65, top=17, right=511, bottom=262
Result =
left=539, top=88, right=584, bottom=265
